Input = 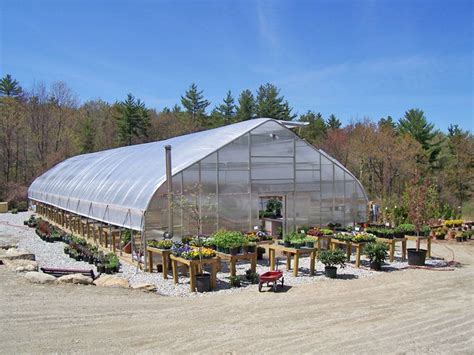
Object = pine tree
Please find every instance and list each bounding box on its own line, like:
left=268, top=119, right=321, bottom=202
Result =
left=327, top=114, right=342, bottom=129
left=398, top=109, right=441, bottom=163
left=79, top=116, right=95, bottom=153
left=116, top=94, right=150, bottom=146
left=255, top=83, right=295, bottom=120
left=180, top=83, right=210, bottom=120
left=216, top=90, right=236, bottom=122
left=298, top=111, right=327, bottom=144
left=235, top=89, right=255, bottom=121
left=0, top=74, right=23, bottom=98
left=378, top=116, right=396, bottom=130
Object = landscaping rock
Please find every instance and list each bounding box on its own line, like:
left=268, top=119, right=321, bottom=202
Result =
left=93, top=275, right=129, bottom=288
left=131, top=283, right=157, bottom=293
left=0, top=248, right=35, bottom=261
left=4, top=259, right=38, bottom=272
left=56, top=273, right=93, bottom=285
left=24, top=271, right=56, bottom=284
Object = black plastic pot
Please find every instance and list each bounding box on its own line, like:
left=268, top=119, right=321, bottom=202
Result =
left=247, top=245, right=256, bottom=253
left=435, top=235, right=445, bottom=240
left=305, top=241, right=314, bottom=248
left=195, top=273, right=211, bottom=292
left=324, top=266, right=337, bottom=278
left=370, top=261, right=382, bottom=271
left=229, top=247, right=240, bottom=255
left=407, top=248, right=427, bottom=266
left=284, top=241, right=291, bottom=247
left=97, top=265, right=105, bottom=273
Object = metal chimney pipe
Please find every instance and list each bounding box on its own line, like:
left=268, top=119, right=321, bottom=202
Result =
left=165, top=145, right=173, bottom=237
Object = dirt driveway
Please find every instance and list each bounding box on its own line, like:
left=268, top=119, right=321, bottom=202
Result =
left=1, top=240, right=473, bottom=354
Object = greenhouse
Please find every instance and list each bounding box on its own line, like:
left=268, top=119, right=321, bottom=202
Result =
left=28, top=118, right=368, bottom=241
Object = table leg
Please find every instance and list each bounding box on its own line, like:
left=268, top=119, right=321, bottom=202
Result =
left=112, top=234, right=116, bottom=252
left=148, top=251, right=153, bottom=272
left=286, top=252, right=291, bottom=270
left=346, top=243, right=351, bottom=261
left=210, top=263, right=217, bottom=289
left=310, top=251, right=315, bottom=276
left=270, top=249, right=275, bottom=270
left=390, top=241, right=395, bottom=262
left=230, top=259, right=236, bottom=277
left=293, top=254, right=299, bottom=277
left=316, top=238, right=321, bottom=258
left=427, top=238, right=431, bottom=258
left=162, top=254, right=168, bottom=279
left=402, top=240, right=407, bottom=261
left=172, top=260, right=178, bottom=284
left=189, top=265, right=196, bottom=292
left=251, top=254, right=256, bottom=273
left=355, top=245, right=361, bottom=268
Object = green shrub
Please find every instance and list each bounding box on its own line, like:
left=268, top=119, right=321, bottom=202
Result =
left=363, top=242, right=389, bottom=264
left=319, top=249, right=346, bottom=268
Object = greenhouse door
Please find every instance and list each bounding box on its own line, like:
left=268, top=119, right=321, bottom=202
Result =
left=258, top=195, right=286, bottom=238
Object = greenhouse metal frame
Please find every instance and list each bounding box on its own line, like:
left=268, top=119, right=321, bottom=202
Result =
left=29, top=118, right=368, bottom=243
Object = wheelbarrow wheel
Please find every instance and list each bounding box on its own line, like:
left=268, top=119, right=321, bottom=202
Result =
left=273, top=282, right=277, bottom=292
left=281, top=277, right=284, bottom=286
left=258, top=282, right=263, bottom=292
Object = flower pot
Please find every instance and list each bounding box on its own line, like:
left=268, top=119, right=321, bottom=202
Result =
left=305, top=241, right=314, bottom=248
left=242, top=246, right=249, bottom=253
left=229, top=247, right=240, bottom=255
left=456, top=236, right=463, bottom=243
left=435, top=235, right=445, bottom=240
left=284, top=241, right=291, bottom=247
left=407, top=248, right=427, bottom=266
left=195, top=273, right=211, bottom=292
left=247, top=245, right=256, bottom=253
left=324, top=266, right=337, bottom=278
left=293, top=244, right=301, bottom=249
left=97, top=265, right=105, bottom=273
left=370, top=261, right=382, bottom=271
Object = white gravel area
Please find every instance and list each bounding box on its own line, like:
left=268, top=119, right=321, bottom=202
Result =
left=0, top=211, right=448, bottom=297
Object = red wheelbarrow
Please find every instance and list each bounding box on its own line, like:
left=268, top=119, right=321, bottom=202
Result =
left=258, top=270, right=284, bottom=292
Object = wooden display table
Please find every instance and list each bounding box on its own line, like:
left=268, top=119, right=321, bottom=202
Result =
left=268, top=244, right=317, bottom=277
left=215, top=251, right=257, bottom=277
left=146, top=246, right=172, bottom=278
left=170, top=255, right=219, bottom=292
left=405, top=235, right=432, bottom=258
left=376, top=237, right=407, bottom=262
left=329, top=239, right=366, bottom=268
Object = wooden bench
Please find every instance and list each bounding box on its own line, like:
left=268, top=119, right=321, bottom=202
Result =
left=40, top=267, right=96, bottom=279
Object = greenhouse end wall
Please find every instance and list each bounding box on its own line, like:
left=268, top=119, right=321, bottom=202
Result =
left=145, top=120, right=367, bottom=238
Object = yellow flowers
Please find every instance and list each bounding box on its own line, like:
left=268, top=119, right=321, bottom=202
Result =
left=444, top=220, right=463, bottom=227
left=181, top=247, right=216, bottom=260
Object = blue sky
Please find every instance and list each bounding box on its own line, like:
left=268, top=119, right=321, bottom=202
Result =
left=1, top=0, right=472, bottom=131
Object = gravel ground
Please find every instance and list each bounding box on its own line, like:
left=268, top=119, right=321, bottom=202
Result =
left=0, top=211, right=448, bottom=297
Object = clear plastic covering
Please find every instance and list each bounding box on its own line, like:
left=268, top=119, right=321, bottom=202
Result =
left=29, top=118, right=368, bottom=234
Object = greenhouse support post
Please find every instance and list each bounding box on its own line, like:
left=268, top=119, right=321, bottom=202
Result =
left=165, top=145, right=173, bottom=236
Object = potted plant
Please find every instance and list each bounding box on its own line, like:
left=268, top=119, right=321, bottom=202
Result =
left=229, top=275, right=241, bottom=288
left=291, top=239, right=304, bottom=249
left=363, top=242, right=388, bottom=271
left=257, top=246, right=266, bottom=260
left=283, top=235, right=291, bottom=247
left=319, top=249, right=346, bottom=278
left=405, top=176, right=431, bottom=266
left=304, top=236, right=316, bottom=248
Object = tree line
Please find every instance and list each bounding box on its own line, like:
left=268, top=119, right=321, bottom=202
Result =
left=0, top=74, right=472, bottom=220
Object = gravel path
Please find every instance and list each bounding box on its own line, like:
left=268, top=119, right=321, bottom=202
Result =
left=0, top=211, right=447, bottom=297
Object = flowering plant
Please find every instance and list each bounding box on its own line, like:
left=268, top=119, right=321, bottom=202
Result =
left=181, top=247, right=216, bottom=260
left=351, top=233, right=376, bottom=243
